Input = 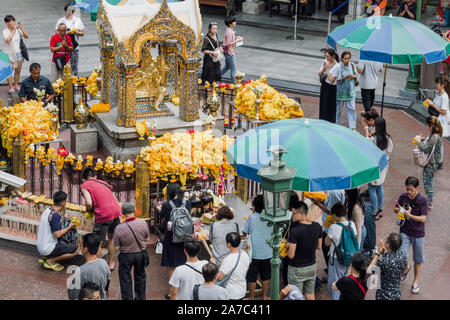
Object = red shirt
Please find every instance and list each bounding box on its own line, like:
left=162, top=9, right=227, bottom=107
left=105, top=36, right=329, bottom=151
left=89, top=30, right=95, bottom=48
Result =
left=50, top=34, right=72, bottom=63
left=81, top=179, right=122, bottom=224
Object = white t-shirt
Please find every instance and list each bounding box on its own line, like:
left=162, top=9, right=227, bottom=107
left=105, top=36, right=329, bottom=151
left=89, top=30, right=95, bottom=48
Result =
left=327, top=220, right=357, bottom=258
left=219, top=250, right=250, bottom=300
left=433, top=91, right=450, bottom=137
left=37, top=207, right=58, bottom=256
left=169, top=260, right=208, bottom=300
left=55, top=16, right=84, bottom=47
left=319, top=60, right=340, bottom=85
left=2, top=28, right=23, bottom=62
left=357, top=60, right=383, bottom=89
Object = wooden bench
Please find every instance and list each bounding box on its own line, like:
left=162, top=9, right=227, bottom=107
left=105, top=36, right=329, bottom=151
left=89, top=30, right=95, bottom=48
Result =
left=199, top=0, right=234, bottom=15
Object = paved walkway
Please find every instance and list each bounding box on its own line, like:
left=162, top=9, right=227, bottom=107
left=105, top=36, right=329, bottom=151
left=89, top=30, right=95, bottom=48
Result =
left=0, top=88, right=448, bottom=300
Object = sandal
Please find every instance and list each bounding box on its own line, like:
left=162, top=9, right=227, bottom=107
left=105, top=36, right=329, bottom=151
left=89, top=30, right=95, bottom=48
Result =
left=374, top=210, right=382, bottom=220
left=401, top=264, right=411, bottom=281
left=411, top=284, right=420, bottom=294
left=14, top=85, right=20, bottom=91
left=44, top=262, right=64, bottom=271
left=38, top=258, right=46, bottom=264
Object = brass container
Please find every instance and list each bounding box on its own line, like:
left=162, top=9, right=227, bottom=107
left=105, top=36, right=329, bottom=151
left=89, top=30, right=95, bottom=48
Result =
left=74, top=99, right=89, bottom=129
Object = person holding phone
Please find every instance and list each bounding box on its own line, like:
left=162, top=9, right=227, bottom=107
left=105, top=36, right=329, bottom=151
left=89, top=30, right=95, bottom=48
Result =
left=3, top=15, right=29, bottom=93
left=394, top=176, right=428, bottom=295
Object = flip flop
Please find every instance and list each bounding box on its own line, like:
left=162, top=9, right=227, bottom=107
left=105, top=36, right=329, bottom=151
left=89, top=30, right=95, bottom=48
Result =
left=38, top=258, right=46, bottom=264
left=411, top=284, right=420, bottom=294
left=401, top=264, right=411, bottom=281
left=44, top=262, right=64, bottom=271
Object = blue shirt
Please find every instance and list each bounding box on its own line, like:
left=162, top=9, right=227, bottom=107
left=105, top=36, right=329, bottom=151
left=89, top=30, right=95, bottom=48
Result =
left=243, top=212, right=273, bottom=260
left=322, top=190, right=345, bottom=233
left=49, top=210, right=62, bottom=233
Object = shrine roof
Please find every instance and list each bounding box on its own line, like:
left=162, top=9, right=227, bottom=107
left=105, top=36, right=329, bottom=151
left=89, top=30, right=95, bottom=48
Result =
left=102, top=0, right=202, bottom=46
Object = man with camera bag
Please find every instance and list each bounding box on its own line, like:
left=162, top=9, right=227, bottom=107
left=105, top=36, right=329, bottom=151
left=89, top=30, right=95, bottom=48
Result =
left=55, top=4, right=84, bottom=76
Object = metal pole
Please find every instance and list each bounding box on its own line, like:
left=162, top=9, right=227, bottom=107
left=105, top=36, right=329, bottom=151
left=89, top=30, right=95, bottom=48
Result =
left=294, top=0, right=299, bottom=41
left=353, top=0, right=357, bottom=20
left=381, top=64, right=387, bottom=117
left=404, top=0, right=423, bottom=93
left=269, top=222, right=284, bottom=300
left=326, top=11, right=332, bottom=48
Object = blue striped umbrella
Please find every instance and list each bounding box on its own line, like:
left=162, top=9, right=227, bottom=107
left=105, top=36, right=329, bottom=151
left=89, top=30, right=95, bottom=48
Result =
left=0, top=52, right=12, bottom=83
left=226, top=118, right=387, bottom=192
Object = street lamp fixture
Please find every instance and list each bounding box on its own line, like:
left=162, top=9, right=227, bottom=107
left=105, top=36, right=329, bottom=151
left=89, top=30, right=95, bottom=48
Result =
left=257, top=145, right=297, bottom=300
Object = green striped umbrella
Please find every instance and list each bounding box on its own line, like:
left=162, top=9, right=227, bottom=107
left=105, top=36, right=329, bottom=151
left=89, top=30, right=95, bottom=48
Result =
left=226, top=118, right=387, bottom=192
left=327, top=15, right=450, bottom=65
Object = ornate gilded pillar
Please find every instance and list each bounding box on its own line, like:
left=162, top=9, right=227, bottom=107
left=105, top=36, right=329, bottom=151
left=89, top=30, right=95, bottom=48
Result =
left=135, top=156, right=149, bottom=219
left=100, top=40, right=114, bottom=104
left=236, top=176, right=249, bottom=204
left=12, top=133, right=26, bottom=192
left=62, top=65, right=74, bottom=122
left=179, top=56, right=201, bottom=121
left=117, top=64, right=137, bottom=127
left=162, top=39, right=178, bottom=98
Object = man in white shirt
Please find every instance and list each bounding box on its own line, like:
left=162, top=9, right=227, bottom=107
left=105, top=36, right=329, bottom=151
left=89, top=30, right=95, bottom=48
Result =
left=217, top=232, right=250, bottom=300
left=357, top=60, right=384, bottom=112
left=55, top=4, right=85, bottom=76
left=169, top=238, right=209, bottom=300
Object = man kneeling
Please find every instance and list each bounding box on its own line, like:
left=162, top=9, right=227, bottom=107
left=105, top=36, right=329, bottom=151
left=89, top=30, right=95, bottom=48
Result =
left=37, top=191, right=80, bottom=271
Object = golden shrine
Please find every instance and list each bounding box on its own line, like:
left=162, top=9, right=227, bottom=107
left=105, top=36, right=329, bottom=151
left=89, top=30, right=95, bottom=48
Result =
left=96, top=0, right=203, bottom=127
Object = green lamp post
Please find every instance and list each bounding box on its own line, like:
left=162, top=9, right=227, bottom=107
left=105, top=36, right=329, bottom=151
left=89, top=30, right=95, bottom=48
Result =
left=404, top=0, right=423, bottom=93
left=258, top=146, right=297, bottom=300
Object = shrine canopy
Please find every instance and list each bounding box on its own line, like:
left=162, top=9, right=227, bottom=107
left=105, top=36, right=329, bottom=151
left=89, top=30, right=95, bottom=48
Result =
left=102, top=0, right=202, bottom=49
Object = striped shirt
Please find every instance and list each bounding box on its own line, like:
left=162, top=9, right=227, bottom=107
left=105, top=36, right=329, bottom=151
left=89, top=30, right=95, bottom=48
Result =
left=113, top=219, right=150, bottom=254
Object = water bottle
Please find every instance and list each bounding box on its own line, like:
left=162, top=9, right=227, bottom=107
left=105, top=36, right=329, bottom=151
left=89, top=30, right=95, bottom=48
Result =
left=167, top=221, right=172, bottom=231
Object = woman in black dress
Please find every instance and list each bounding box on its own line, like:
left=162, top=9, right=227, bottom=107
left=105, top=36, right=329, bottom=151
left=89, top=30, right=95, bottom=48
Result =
left=160, top=183, right=191, bottom=299
left=201, top=22, right=222, bottom=84
left=318, top=48, right=340, bottom=123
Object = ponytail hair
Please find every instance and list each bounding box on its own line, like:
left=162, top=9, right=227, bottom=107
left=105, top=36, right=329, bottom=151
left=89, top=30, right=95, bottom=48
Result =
left=325, top=48, right=339, bottom=63
left=426, top=116, right=443, bottom=137
left=435, top=76, right=449, bottom=92
left=350, top=252, right=369, bottom=283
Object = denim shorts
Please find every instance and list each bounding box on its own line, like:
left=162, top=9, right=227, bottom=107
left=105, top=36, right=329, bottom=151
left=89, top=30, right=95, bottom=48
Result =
left=93, top=217, right=120, bottom=242
left=399, top=233, right=425, bottom=264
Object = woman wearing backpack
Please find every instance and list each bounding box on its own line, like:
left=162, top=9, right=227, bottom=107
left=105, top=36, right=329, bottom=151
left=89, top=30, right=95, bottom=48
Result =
left=332, top=252, right=368, bottom=300
left=416, top=116, right=443, bottom=209
left=345, top=188, right=365, bottom=247
left=324, top=202, right=358, bottom=300
left=368, top=117, right=394, bottom=220
left=160, top=183, right=192, bottom=299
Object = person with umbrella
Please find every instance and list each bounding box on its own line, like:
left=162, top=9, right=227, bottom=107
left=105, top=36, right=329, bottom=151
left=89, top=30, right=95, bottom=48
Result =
left=318, top=48, right=340, bottom=123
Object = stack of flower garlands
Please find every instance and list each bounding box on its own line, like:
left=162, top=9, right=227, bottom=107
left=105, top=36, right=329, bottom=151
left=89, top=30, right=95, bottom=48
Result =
left=234, top=75, right=304, bottom=121
left=139, top=130, right=236, bottom=189
left=25, top=146, right=136, bottom=177
left=86, top=70, right=98, bottom=98
left=51, top=78, right=64, bottom=95
left=0, top=101, right=58, bottom=155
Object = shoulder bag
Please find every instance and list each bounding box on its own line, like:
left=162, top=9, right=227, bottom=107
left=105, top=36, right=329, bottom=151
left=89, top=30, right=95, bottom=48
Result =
left=428, top=92, right=441, bottom=117
left=126, top=222, right=150, bottom=267
left=216, top=250, right=241, bottom=288
left=348, top=275, right=367, bottom=297
left=413, top=134, right=437, bottom=168
left=20, top=38, right=29, bottom=61
left=206, top=36, right=223, bottom=63
left=351, top=62, right=359, bottom=87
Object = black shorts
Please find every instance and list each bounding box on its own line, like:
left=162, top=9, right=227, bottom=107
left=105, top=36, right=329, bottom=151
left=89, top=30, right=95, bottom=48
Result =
left=93, top=217, right=120, bottom=242
left=47, top=241, right=78, bottom=259
left=246, top=258, right=271, bottom=282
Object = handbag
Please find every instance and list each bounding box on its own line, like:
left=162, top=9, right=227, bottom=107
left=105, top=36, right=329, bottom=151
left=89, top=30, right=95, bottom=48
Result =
left=351, top=62, right=359, bottom=87
left=279, top=220, right=291, bottom=258
left=126, top=222, right=150, bottom=267
left=20, top=38, right=29, bottom=61
left=413, top=135, right=437, bottom=168
left=206, top=36, right=223, bottom=63
left=216, top=249, right=241, bottom=288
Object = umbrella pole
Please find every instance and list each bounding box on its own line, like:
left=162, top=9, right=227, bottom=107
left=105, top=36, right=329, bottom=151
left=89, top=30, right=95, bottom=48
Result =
left=381, top=64, right=387, bottom=117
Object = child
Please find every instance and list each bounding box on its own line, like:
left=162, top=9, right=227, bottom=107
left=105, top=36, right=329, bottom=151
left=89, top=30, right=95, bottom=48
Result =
left=332, top=253, right=368, bottom=300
